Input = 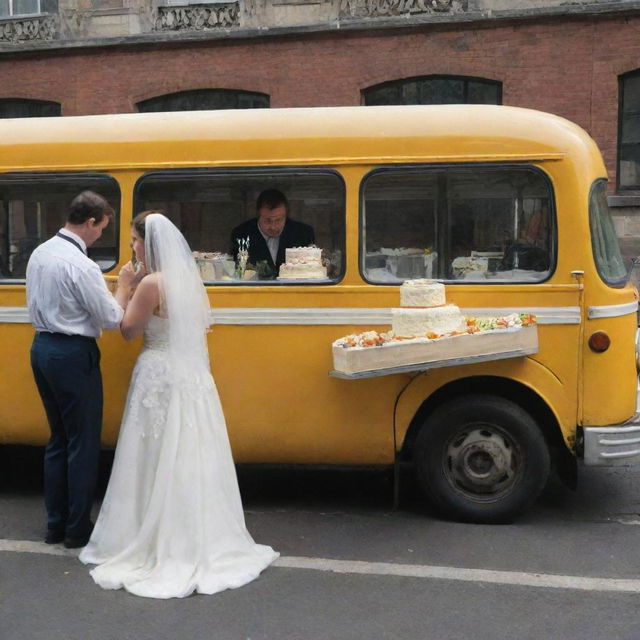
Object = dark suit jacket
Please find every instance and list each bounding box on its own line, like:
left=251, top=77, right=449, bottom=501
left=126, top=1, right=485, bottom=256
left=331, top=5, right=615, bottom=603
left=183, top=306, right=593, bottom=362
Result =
left=230, top=218, right=315, bottom=279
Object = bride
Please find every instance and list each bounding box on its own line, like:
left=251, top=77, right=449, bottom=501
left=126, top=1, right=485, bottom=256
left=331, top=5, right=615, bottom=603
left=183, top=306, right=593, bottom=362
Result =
left=79, top=212, right=278, bottom=598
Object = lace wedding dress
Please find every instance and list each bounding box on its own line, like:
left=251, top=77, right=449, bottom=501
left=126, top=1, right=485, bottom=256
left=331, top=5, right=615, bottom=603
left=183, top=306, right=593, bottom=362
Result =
left=79, top=313, right=278, bottom=598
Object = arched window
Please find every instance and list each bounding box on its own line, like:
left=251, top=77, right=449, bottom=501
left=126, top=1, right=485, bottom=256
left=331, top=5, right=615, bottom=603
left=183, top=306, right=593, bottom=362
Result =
left=363, top=76, right=501, bottom=106
left=0, top=98, right=60, bottom=118
left=618, top=70, right=640, bottom=190
left=137, top=89, right=269, bottom=113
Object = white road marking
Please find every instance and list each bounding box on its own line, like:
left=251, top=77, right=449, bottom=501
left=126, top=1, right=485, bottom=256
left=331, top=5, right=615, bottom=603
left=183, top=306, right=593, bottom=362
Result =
left=2, top=539, right=640, bottom=594
left=0, top=539, right=79, bottom=557
left=276, top=556, right=640, bottom=594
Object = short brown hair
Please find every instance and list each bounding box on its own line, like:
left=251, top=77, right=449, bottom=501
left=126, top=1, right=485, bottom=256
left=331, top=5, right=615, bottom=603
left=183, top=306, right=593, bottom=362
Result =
left=68, top=191, right=114, bottom=225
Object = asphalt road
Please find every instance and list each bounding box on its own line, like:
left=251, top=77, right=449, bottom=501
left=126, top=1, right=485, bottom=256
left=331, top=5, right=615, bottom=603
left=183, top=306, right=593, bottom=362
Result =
left=3, top=447, right=640, bottom=640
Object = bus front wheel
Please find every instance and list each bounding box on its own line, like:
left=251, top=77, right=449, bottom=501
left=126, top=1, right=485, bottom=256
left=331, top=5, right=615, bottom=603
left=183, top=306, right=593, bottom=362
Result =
left=413, top=394, right=550, bottom=524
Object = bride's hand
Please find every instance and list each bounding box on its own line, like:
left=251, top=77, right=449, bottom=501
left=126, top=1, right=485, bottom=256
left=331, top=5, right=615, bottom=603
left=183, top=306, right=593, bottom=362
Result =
left=132, top=260, right=147, bottom=283
left=117, top=261, right=138, bottom=290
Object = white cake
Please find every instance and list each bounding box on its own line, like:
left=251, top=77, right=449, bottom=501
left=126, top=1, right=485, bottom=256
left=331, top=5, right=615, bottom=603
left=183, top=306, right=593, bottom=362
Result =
left=392, top=306, right=467, bottom=337
left=392, top=279, right=466, bottom=337
left=400, top=279, right=445, bottom=307
left=278, top=246, right=327, bottom=280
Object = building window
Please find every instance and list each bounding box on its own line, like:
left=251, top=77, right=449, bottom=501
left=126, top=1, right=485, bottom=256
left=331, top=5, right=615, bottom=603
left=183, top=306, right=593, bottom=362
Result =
left=363, top=76, right=502, bottom=106
left=137, top=90, right=269, bottom=113
left=0, top=99, right=61, bottom=118
left=618, top=70, right=640, bottom=190
left=0, top=0, right=56, bottom=17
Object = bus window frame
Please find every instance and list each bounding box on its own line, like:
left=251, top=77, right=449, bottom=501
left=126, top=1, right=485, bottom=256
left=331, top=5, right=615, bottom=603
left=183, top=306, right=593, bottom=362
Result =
left=132, top=166, right=347, bottom=286
left=0, top=171, right=122, bottom=284
left=358, top=163, right=558, bottom=286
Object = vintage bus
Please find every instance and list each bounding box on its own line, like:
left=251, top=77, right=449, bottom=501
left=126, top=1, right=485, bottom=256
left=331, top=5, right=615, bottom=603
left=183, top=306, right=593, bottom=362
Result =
left=1, top=104, right=638, bottom=523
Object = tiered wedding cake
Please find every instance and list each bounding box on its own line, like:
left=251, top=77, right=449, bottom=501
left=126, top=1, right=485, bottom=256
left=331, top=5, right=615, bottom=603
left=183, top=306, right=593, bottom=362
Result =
left=391, top=279, right=466, bottom=337
left=278, top=246, right=327, bottom=280
left=331, top=279, right=538, bottom=375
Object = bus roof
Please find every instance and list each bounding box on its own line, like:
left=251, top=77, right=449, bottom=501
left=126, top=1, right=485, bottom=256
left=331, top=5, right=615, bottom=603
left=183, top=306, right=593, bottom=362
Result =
left=0, top=104, right=606, bottom=173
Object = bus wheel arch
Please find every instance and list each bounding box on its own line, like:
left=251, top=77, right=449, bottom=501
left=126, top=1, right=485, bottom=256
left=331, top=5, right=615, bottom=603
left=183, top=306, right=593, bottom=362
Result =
left=401, top=377, right=575, bottom=523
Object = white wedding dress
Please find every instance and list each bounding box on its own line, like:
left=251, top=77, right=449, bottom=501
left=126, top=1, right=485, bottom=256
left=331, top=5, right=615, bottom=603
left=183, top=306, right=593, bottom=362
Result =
left=79, top=314, right=278, bottom=598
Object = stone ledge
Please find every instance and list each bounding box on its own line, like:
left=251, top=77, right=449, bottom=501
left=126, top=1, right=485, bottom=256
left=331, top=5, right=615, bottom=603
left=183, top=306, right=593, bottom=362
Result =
left=2, top=0, right=640, bottom=53
left=609, top=195, right=640, bottom=208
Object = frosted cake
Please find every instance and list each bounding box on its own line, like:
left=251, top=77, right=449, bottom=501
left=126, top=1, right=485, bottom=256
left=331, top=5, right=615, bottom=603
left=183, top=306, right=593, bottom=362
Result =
left=391, top=279, right=466, bottom=337
left=278, top=246, right=327, bottom=280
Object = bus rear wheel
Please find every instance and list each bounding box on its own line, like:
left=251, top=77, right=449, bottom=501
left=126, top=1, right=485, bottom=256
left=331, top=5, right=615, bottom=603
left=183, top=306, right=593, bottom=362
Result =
left=413, top=394, right=550, bottom=523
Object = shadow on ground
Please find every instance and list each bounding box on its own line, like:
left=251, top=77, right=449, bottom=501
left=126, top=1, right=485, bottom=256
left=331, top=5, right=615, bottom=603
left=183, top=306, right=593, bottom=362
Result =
left=1, top=444, right=580, bottom=521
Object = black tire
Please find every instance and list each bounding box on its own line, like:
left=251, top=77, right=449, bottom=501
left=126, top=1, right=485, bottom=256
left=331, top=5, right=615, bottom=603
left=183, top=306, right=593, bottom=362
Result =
left=413, top=394, right=550, bottom=524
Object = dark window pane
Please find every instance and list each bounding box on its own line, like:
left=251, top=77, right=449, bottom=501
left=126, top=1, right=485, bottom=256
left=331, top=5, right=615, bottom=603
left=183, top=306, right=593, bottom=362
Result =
left=362, top=167, right=552, bottom=284
left=0, top=99, right=61, bottom=118
left=40, top=0, right=57, bottom=13
left=623, top=74, right=640, bottom=114
left=363, top=76, right=501, bottom=106
left=468, top=81, right=500, bottom=105
left=426, top=78, right=464, bottom=104
left=364, top=85, right=399, bottom=106
left=14, top=0, right=38, bottom=13
left=619, top=72, right=640, bottom=189
left=0, top=175, right=119, bottom=280
left=137, top=90, right=269, bottom=113
left=621, top=113, right=640, bottom=144
left=0, top=0, right=9, bottom=16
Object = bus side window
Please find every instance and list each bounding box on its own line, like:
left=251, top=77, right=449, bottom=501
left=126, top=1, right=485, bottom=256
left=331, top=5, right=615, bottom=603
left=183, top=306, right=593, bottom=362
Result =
left=134, top=171, right=345, bottom=284
left=362, top=167, right=554, bottom=283
left=0, top=175, right=120, bottom=280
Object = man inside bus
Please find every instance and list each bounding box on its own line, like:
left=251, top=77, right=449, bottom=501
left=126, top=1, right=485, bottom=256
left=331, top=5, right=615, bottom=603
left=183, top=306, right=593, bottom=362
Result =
left=230, top=188, right=315, bottom=279
left=26, top=191, right=137, bottom=549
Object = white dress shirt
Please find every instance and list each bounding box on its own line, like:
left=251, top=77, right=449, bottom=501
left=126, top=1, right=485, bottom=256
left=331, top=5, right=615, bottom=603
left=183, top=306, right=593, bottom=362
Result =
left=258, top=227, right=280, bottom=264
left=26, top=229, right=123, bottom=338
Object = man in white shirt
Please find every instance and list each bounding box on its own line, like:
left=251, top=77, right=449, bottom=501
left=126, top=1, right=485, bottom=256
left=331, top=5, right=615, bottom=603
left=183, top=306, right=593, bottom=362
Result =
left=26, top=191, right=137, bottom=549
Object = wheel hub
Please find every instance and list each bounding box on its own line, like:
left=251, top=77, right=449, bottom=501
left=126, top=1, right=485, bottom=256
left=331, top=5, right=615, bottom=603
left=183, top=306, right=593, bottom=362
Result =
left=447, top=428, right=516, bottom=494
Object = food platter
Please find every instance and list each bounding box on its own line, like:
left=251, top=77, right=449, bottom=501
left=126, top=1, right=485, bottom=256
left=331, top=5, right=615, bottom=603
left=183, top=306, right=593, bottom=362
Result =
left=330, top=324, right=538, bottom=379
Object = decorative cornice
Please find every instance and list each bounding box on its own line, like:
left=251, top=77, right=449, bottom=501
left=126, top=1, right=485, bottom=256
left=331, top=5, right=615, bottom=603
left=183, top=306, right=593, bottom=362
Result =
left=0, top=14, right=57, bottom=43
left=2, top=1, right=640, bottom=53
left=339, top=0, right=467, bottom=20
left=154, top=3, right=240, bottom=31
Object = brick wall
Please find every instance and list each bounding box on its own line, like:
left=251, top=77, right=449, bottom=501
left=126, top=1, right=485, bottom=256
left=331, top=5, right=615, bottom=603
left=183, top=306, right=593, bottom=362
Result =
left=0, top=13, right=638, bottom=192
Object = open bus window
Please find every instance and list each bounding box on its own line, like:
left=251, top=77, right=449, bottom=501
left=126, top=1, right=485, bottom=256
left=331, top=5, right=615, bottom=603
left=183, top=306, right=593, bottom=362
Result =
left=0, top=175, right=120, bottom=281
left=134, top=170, right=345, bottom=284
left=361, top=166, right=554, bottom=284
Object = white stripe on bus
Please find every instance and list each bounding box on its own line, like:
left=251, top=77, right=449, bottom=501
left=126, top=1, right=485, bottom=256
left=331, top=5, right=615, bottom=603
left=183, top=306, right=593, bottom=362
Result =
left=0, top=306, right=582, bottom=325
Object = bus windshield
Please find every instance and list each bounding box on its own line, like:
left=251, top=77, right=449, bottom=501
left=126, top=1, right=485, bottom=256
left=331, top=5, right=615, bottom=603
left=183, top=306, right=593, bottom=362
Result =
left=589, top=180, right=627, bottom=286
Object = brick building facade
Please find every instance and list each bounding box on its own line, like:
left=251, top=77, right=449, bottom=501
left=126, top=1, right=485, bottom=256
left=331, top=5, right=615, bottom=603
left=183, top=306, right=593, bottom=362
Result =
left=2, top=0, right=640, bottom=257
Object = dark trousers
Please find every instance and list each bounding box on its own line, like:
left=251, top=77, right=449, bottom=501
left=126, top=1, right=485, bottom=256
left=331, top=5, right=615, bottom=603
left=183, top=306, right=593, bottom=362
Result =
left=30, top=332, right=103, bottom=538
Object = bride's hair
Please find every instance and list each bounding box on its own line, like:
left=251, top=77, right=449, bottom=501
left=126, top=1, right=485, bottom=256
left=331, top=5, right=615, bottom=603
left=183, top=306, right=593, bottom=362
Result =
left=132, top=210, right=166, bottom=272
left=132, top=210, right=164, bottom=240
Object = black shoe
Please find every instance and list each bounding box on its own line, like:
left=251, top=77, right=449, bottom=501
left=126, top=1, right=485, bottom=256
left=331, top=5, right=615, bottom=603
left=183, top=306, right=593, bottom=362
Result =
left=63, top=535, right=90, bottom=549
left=44, top=529, right=65, bottom=544
left=63, top=522, right=93, bottom=549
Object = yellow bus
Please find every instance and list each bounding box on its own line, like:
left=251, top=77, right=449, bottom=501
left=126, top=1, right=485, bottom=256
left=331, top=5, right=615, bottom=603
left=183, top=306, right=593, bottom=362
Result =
left=1, top=104, right=638, bottom=523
